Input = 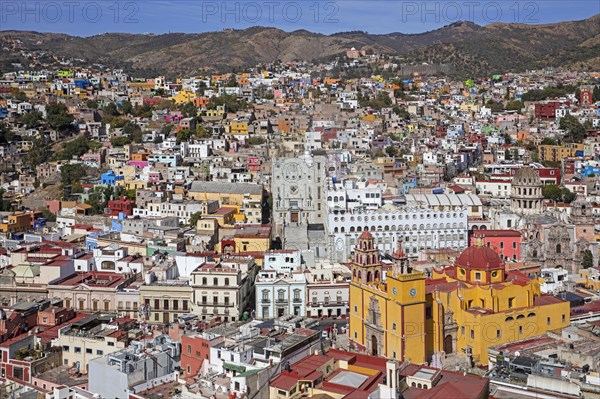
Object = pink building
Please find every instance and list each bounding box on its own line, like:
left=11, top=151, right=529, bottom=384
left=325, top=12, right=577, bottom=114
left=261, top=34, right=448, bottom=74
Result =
left=470, top=230, right=522, bottom=262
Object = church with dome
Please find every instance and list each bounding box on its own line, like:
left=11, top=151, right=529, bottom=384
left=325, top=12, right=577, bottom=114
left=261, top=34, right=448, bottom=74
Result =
left=489, top=166, right=598, bottom=273
left=349, top=233, right=571, bottom=366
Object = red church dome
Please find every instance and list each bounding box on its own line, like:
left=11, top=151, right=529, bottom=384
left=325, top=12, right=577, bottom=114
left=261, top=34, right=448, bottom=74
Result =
left=456, top=246, right=503, bottom=270
left=359, top=231, right=373, bottom=240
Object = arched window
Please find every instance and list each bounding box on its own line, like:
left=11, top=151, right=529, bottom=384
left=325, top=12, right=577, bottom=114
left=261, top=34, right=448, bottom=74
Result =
left=213, top=278, right=218, bottom=286
left=224, top=278, right=229, bottom=286
left=556, top=244, right=561, bottom=254
left=202, top=277, right=207, bottom=285
left=334, top=227, right=339, bottom=233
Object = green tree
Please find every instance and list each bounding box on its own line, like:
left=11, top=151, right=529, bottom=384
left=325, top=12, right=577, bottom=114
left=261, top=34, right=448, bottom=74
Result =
left=206, top=94, right=248, bottom=113
left=582, top=249, right=594, bottom=269
left=23, top=137, right=51, bottom=169
left=86, top=185, right=115, bottom=215
left=176, top=129, right=192, bottom=144
left=560, top=113, right=586, bottom=143
left=486, top=99, right=504, bottom=113
left=247, top=136, right=266, bottom=146
left=226, top=74, right=238, bottom=87
left=181, top=102, right=198, bottom=118
left=195, top=81, right=207, bottom=96
left=123, top=122, right=143, bottom=143
left=195, top=125, right=208, bottom=138
left=45, top=103, right=74, bottom=131
left=12, top=89, right=27, bottom=101
left=85, top=100, right=99, bottom=109
left=542, top=184, right=563, bottom=202
left=0, top=122, right=15, bottom=144
left=161, top=123, right=174, bottom=135
left=110, top=136, right=131, bottom=147
left=189, top=211, right=202, bottom=227
left=103, top=102, right=120, bottom=117
left=505, top=100, right=524, bottom=112
left=60, top=164, right=87, bottom=187
left=385, top=146, right=398, bottom=157
left=59, top=136, right=90, bottom=160
left=540, top=137, right=558, bottom=145
left=542, top=184, right=576, bottom=203
left=132, top=104, right=153, bottom=118
left=19, top=111, right=43, bottom=129
left=119, top=100, right=133, bottom=116
left=392, top=106, right=410, bottom=119
left=593, top=86, right=600, bottom=103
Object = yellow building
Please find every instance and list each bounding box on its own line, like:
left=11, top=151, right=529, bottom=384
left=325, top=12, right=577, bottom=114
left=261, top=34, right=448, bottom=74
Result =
left=0, top=211, right=34, bottom=234
left=428, top=245, right=570, bottom=365
left=349, top=236, right=571, bottom=366
left=538, top=143, right=584, bottom=162
left=172, top=90, right=196, bottom=105
left=188, top=181, right=263, bottom=213
left=349, top=232, right=427, bottom=364
left=229, top=120, right=249, bottom=136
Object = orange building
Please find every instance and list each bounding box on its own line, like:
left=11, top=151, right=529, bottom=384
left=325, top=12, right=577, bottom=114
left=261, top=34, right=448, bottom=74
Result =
left=181, top=333, right=225, bottom=379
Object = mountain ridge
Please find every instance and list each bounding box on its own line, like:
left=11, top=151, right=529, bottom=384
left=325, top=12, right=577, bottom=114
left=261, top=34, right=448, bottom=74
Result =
left=1, top=14, right=599, bottom=77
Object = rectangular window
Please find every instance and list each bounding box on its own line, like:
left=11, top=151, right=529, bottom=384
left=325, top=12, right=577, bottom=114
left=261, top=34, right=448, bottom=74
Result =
left=86, top=348, right=92, bottom=354
left=97, top=350, right=103, bottom=355
left=392, top=323, right=397, bottom=331
left=547, top=317, right=551, bottom=326
left=62, top=345, right=69, bottom=352
left=74, top=347, right=82, bottom=354
left=508, top=297, right=515, bottom=309
left=562, top=314, right=566, bottom=323
left=470, top=330, right=474, bottom=339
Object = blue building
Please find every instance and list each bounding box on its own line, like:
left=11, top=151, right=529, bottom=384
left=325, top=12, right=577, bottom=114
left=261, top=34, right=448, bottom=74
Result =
left=100, top=170, right=124, bottom=185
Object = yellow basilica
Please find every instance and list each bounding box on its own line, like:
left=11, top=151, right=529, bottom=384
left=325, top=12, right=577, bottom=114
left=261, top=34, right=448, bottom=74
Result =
left=349, top=232, right=571, bottom=365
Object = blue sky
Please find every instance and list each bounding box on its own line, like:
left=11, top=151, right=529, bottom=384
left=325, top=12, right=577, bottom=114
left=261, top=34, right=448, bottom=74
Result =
left=1, top=1, right=599, bottom=36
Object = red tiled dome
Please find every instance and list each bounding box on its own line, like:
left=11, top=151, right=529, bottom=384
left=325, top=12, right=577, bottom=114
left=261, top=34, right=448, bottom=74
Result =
left=456, top=246, right=502, bottom=270
left=359, top=231, right=373, bottom=240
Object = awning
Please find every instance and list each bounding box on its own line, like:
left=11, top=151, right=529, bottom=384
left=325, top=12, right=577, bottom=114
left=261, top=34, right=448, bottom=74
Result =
left=223, top=362, right=246, bottom=373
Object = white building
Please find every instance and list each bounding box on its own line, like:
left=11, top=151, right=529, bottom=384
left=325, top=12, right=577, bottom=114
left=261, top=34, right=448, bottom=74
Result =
left=190, top=256, right=258, bottom=322
left=305, top=261, right=351, bottom=318
left=263, top=250, right=302, bottom=272
left=540, top=267, right=569, bottom=294
left=328, top=204, right=468, bottom=261
left=255, top=270, right=307, bottom=319
left=93, top=244, right=128, bottom=273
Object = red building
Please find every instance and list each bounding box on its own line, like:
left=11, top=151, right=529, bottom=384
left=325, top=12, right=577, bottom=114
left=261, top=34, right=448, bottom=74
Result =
left=507, top=166, right=560, bottom=185
left=470, top=230, right=522, bottom=261
left=105, top=196, right=134, bottom=217
left=247, top=156, right=262, bottom=172
left=180, top=333, right=224, bottom=379
left=581, top=87, right=593, bottom=106
left=535, top=102, right=560, bottom=120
